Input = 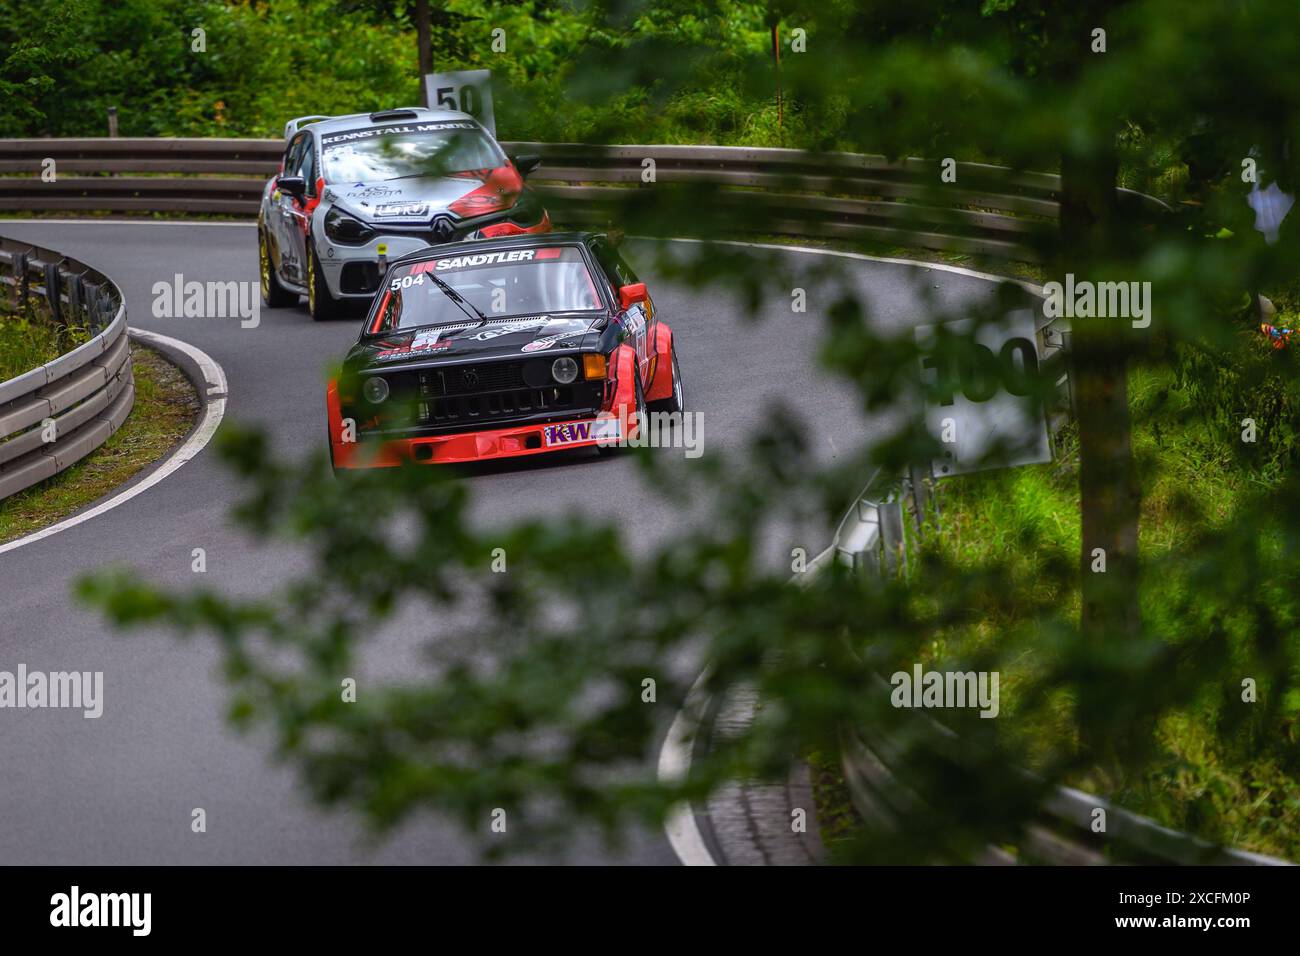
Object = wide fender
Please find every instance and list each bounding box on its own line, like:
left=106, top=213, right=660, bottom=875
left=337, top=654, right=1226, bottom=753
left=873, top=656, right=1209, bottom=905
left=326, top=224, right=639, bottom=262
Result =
left=326, top=378, right=353, bottom=467
left=606, top=344, right=642, bottom=440
left=645, top=321, right=675, bottom=403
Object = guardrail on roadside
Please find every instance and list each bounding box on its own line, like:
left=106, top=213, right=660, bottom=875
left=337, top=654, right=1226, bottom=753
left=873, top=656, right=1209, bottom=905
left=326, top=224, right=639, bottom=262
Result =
left=0, top=138, right=1168, bottom=261
left=829, top=368, right=1289, bottom=865
left=0, top=236, right=133, bottom=500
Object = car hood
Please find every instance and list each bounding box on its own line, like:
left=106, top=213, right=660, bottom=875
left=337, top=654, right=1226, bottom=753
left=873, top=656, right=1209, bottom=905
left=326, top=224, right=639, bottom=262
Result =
left=325, top=172, right=498, bottom=223
left=349, top=314, right=605, bottom=369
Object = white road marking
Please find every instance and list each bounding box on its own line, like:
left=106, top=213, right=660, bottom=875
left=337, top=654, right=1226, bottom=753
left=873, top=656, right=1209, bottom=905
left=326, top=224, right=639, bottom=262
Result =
left=0, top=328, right=227, bottom=556
left=658, top=666, right=718, bottom=866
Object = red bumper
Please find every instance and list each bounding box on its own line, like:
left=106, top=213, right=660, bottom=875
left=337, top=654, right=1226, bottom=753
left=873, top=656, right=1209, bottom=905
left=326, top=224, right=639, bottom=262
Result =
left=331, top=413, right=625, bottom=467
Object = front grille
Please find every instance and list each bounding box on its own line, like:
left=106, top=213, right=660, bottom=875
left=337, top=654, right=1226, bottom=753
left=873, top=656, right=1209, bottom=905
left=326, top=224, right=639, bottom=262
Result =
left=355, top=360, right=604, bottom=437
left=421, top=386, right=578, bottom=424
left=420, top=362, right=525, bottom=397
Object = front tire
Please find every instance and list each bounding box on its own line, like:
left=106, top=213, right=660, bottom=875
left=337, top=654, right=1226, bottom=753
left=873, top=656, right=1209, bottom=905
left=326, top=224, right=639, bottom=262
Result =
left=259, top=228, right=296, bottom=308
left=648, top=344, right=684, bottom=414
left=307, top=242, right=345, bottom=321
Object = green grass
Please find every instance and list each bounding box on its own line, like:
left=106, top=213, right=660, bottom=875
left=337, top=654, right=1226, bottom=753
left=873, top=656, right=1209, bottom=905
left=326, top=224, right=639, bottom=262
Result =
left=806, top=749, right=863, bottom=854
left=920, top=366, right=1300, bottom=859
left=0, top=345, right=200, bottom=544
left=0, top=314, right=89, bottom=381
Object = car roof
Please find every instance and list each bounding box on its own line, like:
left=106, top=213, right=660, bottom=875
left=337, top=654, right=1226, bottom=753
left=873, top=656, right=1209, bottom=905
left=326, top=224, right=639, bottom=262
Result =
left=296, top=108, right=478, bottom=139
left=393, top=232, right=605, bottom=266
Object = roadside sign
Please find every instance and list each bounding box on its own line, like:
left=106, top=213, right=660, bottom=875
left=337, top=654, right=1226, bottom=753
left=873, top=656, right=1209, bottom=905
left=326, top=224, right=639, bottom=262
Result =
left=424, top=70, right=496, bottom=136
left=916, top=308, right=1051, bottom=477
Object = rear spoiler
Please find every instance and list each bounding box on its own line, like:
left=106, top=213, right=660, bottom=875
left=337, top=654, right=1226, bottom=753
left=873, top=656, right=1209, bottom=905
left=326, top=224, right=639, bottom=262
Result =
left=283, top=115, right=333, bottom=139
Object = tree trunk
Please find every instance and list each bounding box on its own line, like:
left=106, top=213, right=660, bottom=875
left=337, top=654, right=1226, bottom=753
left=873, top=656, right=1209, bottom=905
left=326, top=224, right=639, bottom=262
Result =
left=1059, top=147, right=1143, bottom=751
left=416, top=0, right=433, bottom=106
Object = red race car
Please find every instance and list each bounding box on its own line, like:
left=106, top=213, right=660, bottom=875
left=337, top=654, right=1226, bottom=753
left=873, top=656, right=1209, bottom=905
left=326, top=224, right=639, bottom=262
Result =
left=327, top=232, right=683, bottom=468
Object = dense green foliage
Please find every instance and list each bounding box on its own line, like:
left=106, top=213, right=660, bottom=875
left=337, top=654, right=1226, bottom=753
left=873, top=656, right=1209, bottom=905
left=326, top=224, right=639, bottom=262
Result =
left=0, top=0, right=786, bottom=145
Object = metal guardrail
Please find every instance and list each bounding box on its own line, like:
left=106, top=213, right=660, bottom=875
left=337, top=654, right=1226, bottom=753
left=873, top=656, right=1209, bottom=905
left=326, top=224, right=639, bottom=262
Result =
left=0, top=236, right=133, bottom=500
left=829, top=354, right=1289, bottom=865
left=0, top=138, right=1168, bottom=261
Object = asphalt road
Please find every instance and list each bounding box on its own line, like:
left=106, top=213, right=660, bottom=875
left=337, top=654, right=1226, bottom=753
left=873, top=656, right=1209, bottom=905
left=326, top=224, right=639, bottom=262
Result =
left=0, top=221, right=1004, bottom=864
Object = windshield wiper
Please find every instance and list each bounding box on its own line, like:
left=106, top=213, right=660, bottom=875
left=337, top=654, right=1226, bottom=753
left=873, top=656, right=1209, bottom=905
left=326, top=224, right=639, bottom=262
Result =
left=426, top=272, right=489, bottom=328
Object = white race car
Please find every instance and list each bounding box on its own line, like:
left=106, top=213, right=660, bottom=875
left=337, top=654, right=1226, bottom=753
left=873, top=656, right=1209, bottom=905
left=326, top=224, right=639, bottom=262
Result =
left=259, top=107, right=550, bottom=320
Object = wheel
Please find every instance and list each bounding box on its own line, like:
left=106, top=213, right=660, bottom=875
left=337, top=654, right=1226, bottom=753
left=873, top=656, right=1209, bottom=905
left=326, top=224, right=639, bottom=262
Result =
left=647, top=343, right=683, bottom=414
left=597, top=368, right=646, bottom=456
left=259, top=228, right=297, bottom=308
left=307, top=242, right=346, bottom=321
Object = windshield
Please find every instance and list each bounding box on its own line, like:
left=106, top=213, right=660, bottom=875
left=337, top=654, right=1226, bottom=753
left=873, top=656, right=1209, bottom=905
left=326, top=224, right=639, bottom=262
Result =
left=370, top=247, right=605, bottom=333
left=320, top=121, right=505, bottom=182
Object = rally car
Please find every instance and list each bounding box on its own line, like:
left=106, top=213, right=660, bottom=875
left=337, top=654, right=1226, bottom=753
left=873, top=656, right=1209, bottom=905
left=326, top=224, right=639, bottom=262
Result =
left=259, top=107, right=551, bottom=321
left=326, top=232, right=684, bottom=468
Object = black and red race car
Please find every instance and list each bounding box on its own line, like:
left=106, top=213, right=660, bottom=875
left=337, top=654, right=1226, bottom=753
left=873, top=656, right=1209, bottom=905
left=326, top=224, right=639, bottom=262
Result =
left=327, top=232, right=683, bottom=468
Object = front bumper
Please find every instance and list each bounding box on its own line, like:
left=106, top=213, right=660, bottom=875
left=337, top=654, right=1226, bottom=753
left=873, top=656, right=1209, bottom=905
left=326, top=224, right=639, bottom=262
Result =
left=332, top=413, right=624, bottom=467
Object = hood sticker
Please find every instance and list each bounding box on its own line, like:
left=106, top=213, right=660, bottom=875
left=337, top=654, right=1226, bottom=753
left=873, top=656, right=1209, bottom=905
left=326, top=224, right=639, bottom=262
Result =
left=321, top=122, right=479, bottom=147
left=374, top=329, right=450, bottom=360
left=374, top=201, right=429, bottom=218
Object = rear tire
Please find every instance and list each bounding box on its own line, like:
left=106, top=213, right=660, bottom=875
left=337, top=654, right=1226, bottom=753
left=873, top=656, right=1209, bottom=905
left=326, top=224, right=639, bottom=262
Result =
left=259, top=228, right=296, bottom=308
left=307, top=242, right=346, bottom=321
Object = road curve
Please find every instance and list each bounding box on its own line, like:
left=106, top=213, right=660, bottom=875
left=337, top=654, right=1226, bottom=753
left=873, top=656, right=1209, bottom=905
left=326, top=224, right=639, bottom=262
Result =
left=0, top=221, right=1005, bottom=864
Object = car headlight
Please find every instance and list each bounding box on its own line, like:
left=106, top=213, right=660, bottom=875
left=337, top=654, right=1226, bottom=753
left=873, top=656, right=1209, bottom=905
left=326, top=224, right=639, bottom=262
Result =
left=362, top=375, right=390, bottom=404
left=551, top=357, right=579, bottom=385
left=324, top=206, right=376, bottom=244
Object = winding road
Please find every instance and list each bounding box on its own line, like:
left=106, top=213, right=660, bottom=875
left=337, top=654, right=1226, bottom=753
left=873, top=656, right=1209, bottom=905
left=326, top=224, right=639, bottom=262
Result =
left=0, top=220, right=1007, bottom=864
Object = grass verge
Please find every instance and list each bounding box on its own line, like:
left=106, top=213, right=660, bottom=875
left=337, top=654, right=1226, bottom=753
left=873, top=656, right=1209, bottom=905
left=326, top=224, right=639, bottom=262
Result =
left=919, top=365, right=1299, bottom=859
left=0, top=343, right=200, bottom=545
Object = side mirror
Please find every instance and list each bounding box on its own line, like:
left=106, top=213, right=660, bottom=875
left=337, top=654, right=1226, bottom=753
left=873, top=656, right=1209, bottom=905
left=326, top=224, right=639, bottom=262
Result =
left=618, top=282, right=648, bottom=311
left=512, top=154, right=542, bottom=178
left=277, top=175, right=307, bottom=198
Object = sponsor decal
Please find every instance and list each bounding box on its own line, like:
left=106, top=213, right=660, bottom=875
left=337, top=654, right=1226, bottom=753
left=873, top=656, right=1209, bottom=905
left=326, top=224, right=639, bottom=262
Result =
left=544, top=421, right=596, bottom=446
left=543, top=419, right=621, bottom=447
left=409, top=249, right=538, bottom=274
left=374, top=329, right=450, bottom=359
left=468, top=317, right=549, bottom=341
left=321, top=122, right=478, bottom=147
left=346, top=184, right=402, bottom=200
left=522, top=333, right=570, bottom=352
left=375, top=201, right=429, bottom=218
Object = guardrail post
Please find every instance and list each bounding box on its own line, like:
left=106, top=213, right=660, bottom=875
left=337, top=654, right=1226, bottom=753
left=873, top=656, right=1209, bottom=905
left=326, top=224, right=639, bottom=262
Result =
left=68, top=274, right=83, bottom=323
left=907, top=462, right=934, bottom=532
left=44, top=262, right=63, bottom=327
left=879, top=499, right=905, bottom=575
